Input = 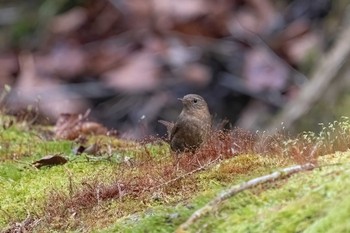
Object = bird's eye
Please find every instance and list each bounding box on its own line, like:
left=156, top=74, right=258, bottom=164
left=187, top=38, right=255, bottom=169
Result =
left=193, top=99, right=198, bottom=103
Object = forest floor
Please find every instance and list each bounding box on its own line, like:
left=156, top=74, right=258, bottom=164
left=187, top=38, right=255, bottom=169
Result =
left=1, top=114, right=350, bottom=233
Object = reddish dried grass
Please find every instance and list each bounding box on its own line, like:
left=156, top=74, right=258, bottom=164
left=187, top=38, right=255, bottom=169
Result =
left=41, top=124, right=350, bottom=229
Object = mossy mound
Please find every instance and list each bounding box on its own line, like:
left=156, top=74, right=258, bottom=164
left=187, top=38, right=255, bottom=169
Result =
left=103, top=152, right=350, bottom=233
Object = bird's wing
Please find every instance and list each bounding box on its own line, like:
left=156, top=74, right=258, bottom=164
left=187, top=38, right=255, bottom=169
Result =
left=169, top=122, right=180, bottom=141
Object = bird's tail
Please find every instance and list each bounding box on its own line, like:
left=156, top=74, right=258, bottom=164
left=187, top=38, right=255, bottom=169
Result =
left=158, top=120, right=174, bottom=140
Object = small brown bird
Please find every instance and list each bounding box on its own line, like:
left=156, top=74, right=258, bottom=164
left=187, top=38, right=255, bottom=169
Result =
left=159, top=94, right=211, bottom=152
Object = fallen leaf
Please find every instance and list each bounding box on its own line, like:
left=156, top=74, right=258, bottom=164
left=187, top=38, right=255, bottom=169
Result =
left=73, top=145, right=86, bottom=155
left=243, top=47, right=289, bottom=92
left=32, top=154, right=68, bottom=168
left=7, top=52, right=87, bottom=121
left=152, top=0, right=209, bottom=24
left=73, top=143, right=99, bottom=155
left=181, top=63, right=211, bottom=87
left=50, top=7, right=87, bottom=34
left=35, top=44, right=86, bottom=78
left=84, top=143, right=100, bottom=155
left=80, top=122, right=109, bottom=136
left=103, top=51, right=160, bottom=93
left=55, top=112, right=108, bottom=140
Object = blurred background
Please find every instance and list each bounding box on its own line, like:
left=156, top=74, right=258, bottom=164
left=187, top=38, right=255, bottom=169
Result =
left=0, top=0, right=350, bottom=139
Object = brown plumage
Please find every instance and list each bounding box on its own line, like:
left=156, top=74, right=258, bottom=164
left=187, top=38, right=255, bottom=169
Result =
left=159, top=94, right=211, bottom=152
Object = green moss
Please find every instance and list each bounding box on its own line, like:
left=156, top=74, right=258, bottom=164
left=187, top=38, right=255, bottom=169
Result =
left=1, top=114, right=350, bottom=232
left=0, top=160, right=119, bottom=228
left=0, top=163, right=24, bottom=181
left=189, top=153, right=350, bottom=233
left=305, top=194, right=350, bottom=233
left=99, top=194, right=212, bottom=233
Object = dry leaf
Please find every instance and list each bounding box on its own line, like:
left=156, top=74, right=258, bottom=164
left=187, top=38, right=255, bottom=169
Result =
left=50, top=7, right=87, bottom=34
left=8, top=52, right=87, bottom=120
left=83, top=143, right=100, bottom=155
left=181, top=63, right=211, bottom=87
left=55, top=112, right=108, bottom=140
left=152, top=0, right=209, bottom=25
left=243, top=47, right=289, bottom=92
left=73, top=143, right=99, bottom=155
left=73, top=145, right=86, bottom=155
left=103, top=51, right=160, bottom=92
left=35, top=44, right=86, bottom=78
left=32, top=154, right=68, bottom=168
left=80, top=122, right=109, bottom=136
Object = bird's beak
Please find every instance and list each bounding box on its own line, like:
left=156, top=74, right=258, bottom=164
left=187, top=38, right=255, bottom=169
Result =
left=177, top=98, right=184, bottom=102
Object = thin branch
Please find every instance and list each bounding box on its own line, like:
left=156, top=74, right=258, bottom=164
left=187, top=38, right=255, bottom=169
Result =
left=177, top=163, right=315, bottom=232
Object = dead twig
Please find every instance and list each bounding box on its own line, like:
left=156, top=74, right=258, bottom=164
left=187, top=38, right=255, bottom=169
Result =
left=177, top=163, right=315, bottom=232
left=2, top=212, right=41, bottom=233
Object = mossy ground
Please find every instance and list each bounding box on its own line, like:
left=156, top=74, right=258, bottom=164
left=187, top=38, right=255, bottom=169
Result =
left=100, top=152, right=350, bottom=233
left=0, top=115, right=349, bottom=232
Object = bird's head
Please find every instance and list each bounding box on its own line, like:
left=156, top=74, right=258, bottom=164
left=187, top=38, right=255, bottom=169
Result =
left=178, top=94, right=209, bottom=114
